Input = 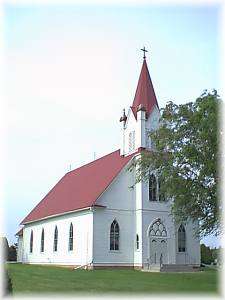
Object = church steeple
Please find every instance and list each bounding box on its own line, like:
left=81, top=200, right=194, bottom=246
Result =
left=120, top=48, right=160, bottom=156
left=131, top=50, right=159, bottom=119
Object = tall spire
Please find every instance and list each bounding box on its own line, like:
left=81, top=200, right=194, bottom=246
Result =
left=131, top=51, right=159, bottom=119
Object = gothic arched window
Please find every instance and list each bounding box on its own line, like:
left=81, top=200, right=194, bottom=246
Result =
left=178, top=224, right=186, bottom=252
left=30, top=230, right=33, bottom=253
left=136, top=234, right=139, bottom=250
left=68, top=223, right=73, bottom=251
left=40, top=228, right=44, bottom=252
left=158, top=177, right=165, bottom=201
left=149, top=174, right=157, bottom=201
left=149, top=219, right=167, bottom=237
left=53, top=226, right=58, bottom=252
left=110, top=220, right=119, bottom=250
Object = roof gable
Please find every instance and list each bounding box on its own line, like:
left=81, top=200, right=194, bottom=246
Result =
left=21, top=150, right=136, bottom=224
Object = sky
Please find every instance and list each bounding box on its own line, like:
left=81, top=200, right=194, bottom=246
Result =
left=1, top=3, right=221, bottom=247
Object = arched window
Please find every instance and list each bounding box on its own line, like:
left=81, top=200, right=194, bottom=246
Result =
left=40, top=228, right=44, bottom=252
left=110, top=220, right=119, bottom=251
left=178, top=224, right=186, bottom=252
left=68, top=223, right=73, bottom=251
left=53, top=226, right=58, bottom=252
left=30, top=230, right=33, bottom=253
left=149, top=219, right=167, bottom=237
left=149, top=174, right=157, bottom=201
left=136, top=234, right=139, bottom=250
left=158, top=177, right=165, bottom=201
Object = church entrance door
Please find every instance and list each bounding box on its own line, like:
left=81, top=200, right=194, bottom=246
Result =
left=150, top=238, right=168, bottom=264
left=149, top=219, right=168, bottom=265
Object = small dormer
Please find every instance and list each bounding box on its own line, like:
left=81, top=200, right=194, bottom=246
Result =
left=120, top=48, right=160, bottom=156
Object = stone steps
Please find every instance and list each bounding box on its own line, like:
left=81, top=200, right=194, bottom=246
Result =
left=161, top=264, right=200, bottom=272
left=142, top=264, right=200, bottom=273
left=142, top=264, right=161, bottom=272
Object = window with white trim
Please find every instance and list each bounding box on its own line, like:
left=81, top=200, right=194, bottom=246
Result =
left=40, top=228, right=44, bottom=252
left=178, top=224, right=186, bottom=252
left=149, top=174, right=157, bottom=201
left=149, top=219, right=167, bottom=237
left=110, top=220, right=119, bottom=251
left=136, top=234, right=139, bottom=250
left=158, top=177, right=165, bottom=201
left=149, top=173, right=166, bottom=202
left=30, top=230, right=33, bottom=253
left=68, top=223, right=73, bottom=251
left=53, top=226, right=58, bottom=252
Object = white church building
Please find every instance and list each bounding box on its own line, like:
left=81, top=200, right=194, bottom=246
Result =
left=16, top=51, right=200, bottom=270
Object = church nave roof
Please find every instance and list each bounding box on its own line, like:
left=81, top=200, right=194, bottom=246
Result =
left=21, top=149, right=137, bottom=224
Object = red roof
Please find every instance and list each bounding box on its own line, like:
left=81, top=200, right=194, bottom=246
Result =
left=21, top=150, right=136, bottom=224
left=131, top=59, right=159, bottom=119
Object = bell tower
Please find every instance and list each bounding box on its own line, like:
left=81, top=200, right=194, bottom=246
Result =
left=120, top=48, right=160, bottom=156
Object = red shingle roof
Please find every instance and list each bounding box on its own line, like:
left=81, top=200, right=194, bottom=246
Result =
left=21, top=150, right=136, bottom=224
left=131, top=59, right=159, bottom=119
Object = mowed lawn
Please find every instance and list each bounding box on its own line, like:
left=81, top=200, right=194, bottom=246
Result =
left=7, top=263, right=219, bottom=295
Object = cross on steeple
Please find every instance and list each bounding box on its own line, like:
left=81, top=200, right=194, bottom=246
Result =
left=141, top=46, right=148, bottom=59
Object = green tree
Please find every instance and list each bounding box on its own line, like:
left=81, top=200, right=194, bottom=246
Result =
left=201, top=244, right=213, bottom=264
left=8, top=245, right=17, bottom=261
left=211, top=247, right=222, bottom=265
left=131, top=90, right=220, bottom=237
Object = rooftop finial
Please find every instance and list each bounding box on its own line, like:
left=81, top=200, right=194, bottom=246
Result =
left=119, top=108, right=127, bottom=126
left=141, top=46, right=148, bottom=60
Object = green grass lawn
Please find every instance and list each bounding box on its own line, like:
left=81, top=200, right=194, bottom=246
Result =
left=6, top=263, right=219, bottom=295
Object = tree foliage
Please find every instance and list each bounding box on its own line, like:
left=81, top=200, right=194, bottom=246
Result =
left=211, top=247, right=222, bottom=265
left=200, top=244, right=213, bottom=264
left=131, top=90, right=220, bottom=237
left=1, top=237, right=17, bottom=261
left=200, top=244, right=221, bottom=265
left=8, top=245, right=17, bottom=261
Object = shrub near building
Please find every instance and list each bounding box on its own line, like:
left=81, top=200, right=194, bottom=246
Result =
left=1, top=237, right=13, bottom=295
left=201, top=244, right=214, bottom=265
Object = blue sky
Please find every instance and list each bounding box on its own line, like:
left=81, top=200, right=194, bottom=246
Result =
left=2, top=3, right=221, bottom=247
